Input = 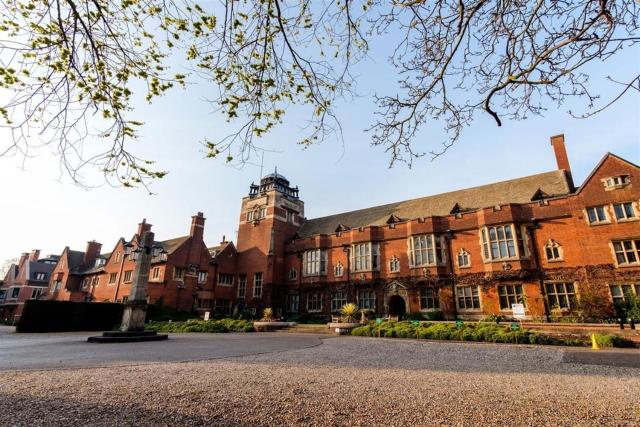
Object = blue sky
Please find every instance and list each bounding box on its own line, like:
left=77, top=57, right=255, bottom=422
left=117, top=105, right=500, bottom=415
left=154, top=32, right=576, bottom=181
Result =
left=0, top=28, right=638, bottom=262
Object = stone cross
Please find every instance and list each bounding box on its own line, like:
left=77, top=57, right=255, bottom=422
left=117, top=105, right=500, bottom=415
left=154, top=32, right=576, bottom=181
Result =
left=120, top=230, right=155, bottom=332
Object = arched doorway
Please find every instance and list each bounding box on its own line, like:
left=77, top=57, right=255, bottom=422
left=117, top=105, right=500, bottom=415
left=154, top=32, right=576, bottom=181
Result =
left=388, top=295, right=406, bottom=317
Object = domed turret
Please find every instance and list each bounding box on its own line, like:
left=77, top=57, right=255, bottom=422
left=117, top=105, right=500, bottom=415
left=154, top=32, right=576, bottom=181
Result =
left=249, top=168, right=299, bottom=199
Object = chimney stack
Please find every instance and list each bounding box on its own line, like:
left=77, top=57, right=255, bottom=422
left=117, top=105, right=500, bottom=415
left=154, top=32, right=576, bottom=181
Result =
left=550, top=134, right=574, bottom=191
left=83, top=240, right=102, bottom=267
left=19, top=252, right=29, bottom=267
left=190, top=212, right=206, bottom=242
left=137, top=218, right=152, bottom=237
left=28, top=249, right=40, bottom=262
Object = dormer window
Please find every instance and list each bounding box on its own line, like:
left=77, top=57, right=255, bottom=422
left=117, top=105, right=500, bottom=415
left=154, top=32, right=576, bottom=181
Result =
left=34, top=272, right=47, bottom=281
left=613, top=202, right=636, bottom=221
left=334, top=262, right=344, bottom=277
left=457, top=249, right=471, bottom=268
left=303, top=249, right=327, bottom=276
left=603, top=175, right=631, bottom=190
left=545, top=240, right=563, bottom=261
left=389, top=256, right=400, bottom=273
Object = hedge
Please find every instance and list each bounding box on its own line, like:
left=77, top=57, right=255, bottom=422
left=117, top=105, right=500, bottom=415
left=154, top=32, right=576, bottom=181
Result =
left=145, top=318, right=254, bottom=333
left=16, top=300, right=124, bottom=333
left=350, top=321, right=629, bottom=347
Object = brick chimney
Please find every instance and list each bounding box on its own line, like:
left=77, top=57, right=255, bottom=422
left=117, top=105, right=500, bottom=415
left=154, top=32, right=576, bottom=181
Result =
left=18, top=252, right=29, bottom=267
left=190, top=212, right=206, bottom=242
left=137, top=218, right=152, bottom=236
left=28, top=249, right=40, bottom=262
left=83, top=240, right=102, bottom=266
left=550, top=134, right=574, bottom=191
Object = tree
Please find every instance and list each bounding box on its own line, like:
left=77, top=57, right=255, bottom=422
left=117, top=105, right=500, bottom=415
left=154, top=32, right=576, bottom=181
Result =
left=0, top=258, right=17, bottom=278
left=1, top=1, right=638, bottom=187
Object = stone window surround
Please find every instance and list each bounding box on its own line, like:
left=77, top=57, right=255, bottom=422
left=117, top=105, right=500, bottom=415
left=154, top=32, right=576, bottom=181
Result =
left=456, top=285, right=481, bottom=311
left=497, top=283, right=525, bottom=311
left=610, top=239, right=640, bottom=267
left=544, top=239, right=563, bottom=262
left=479, top=224, right=529, bottom=262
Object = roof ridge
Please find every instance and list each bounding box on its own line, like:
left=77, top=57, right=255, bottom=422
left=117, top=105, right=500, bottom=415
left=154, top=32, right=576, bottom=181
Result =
left=303, top=169, right=564, bottom=224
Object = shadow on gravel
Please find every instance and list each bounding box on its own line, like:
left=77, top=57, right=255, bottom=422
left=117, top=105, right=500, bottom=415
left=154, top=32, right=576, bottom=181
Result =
left=0, top=333, right=324, bottom=371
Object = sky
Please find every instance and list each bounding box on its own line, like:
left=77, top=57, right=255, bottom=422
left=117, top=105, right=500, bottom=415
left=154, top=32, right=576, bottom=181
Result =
left=0, top=19, right=638, bottom=263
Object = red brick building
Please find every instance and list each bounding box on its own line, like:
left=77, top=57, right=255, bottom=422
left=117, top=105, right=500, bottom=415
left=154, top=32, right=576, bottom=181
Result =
left=47, top=213, right=221, bottom=313
left=0, top=250, right=59, bottom=323
left=227, top=135, right=639, bottom=321
left=18, top=134, right=640, bottom=322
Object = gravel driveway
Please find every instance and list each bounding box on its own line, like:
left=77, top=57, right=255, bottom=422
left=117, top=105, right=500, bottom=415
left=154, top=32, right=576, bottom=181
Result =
left=0, top=336, right=638, bottom=426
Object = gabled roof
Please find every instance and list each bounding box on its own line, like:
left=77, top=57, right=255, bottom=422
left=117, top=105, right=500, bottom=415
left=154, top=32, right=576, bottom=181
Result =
left=67, top=250, right=86, bottom=272
left=156, top=236, right=190, bottom=254
left=575, top=152, right=640, bottom=195
left=208, top=241, right=234, bottom=259
left=297, top=170, right=571, bottom=238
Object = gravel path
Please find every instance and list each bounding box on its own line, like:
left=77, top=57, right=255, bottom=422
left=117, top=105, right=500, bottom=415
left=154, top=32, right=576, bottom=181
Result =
left=0, top=337, right=638, bottom=426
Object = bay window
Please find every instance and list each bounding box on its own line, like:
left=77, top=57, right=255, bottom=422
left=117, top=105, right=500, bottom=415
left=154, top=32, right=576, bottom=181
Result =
left=480, top=224, right=529, bottom=261
left=408, top=234, right=446, bottom=267
left=352, top=242, right=380, bottom=272
left=303, top=249, right=327, bottom=276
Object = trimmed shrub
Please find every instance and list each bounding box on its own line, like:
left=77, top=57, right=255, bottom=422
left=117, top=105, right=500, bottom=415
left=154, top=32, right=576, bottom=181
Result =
left=425, top=310, right=445, bottom=321
left=146, top=301, right=198, bottom=322
left=145, top=318, right=254, bottom=333
left=404, top=312, right=425, bottom=321
left=349, top=320, right=629, bottom=348
left=16, top=300, right=123, bottom=332
left=351, top=325, right=372, bottom=336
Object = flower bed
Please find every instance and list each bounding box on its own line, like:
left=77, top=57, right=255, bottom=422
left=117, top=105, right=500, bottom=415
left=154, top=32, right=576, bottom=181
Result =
left=145, top=318, right=254, bottom=333
left=351, top=321, right=636, bottom=348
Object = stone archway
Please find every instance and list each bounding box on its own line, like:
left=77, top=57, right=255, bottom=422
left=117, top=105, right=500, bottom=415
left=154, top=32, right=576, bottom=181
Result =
left=384, top=280, right=409, bottom=316
left=388, top=295, right=406, bottom=316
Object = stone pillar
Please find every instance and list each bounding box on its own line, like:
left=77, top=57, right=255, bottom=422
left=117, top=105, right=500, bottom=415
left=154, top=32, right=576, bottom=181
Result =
left=121, top=230, right=154, bottom=332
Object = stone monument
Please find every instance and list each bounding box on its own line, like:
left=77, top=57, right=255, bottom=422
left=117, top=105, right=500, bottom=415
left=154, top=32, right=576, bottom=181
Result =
left=88, top=231, right=168, bottom=343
